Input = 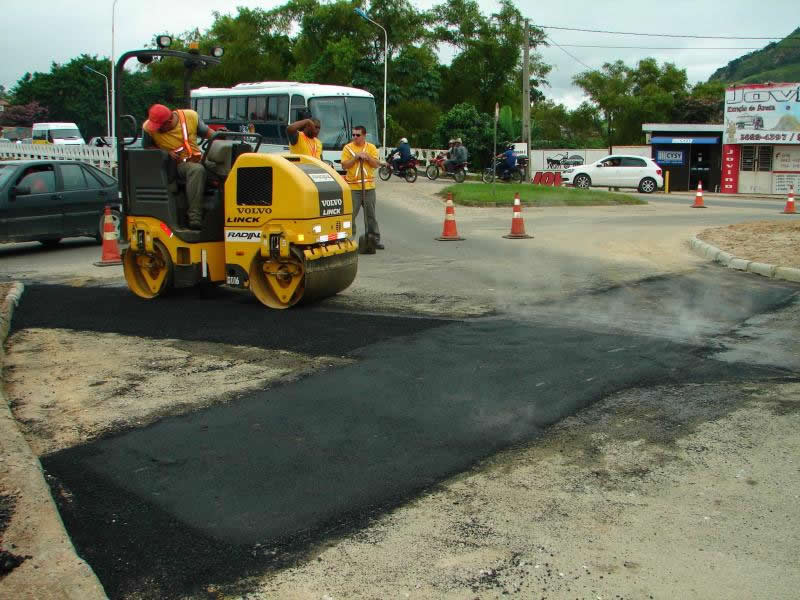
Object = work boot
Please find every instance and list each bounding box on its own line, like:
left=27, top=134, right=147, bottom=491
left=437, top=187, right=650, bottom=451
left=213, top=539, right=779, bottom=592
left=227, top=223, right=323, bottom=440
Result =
left=376, top=242, right=385, bottom=250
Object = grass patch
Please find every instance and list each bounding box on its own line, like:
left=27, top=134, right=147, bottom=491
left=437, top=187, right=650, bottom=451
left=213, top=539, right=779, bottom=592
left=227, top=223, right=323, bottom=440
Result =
left=439, top=182, right=648, bottom=207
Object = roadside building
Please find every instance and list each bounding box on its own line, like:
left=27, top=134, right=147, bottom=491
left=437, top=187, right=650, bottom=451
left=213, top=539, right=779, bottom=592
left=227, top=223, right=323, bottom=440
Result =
left=720, top=83, right=800, bottom=195
left=642, top=123, right=723, bottom=192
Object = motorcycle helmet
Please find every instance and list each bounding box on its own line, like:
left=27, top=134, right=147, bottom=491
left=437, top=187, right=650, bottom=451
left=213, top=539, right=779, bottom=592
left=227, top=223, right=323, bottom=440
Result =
left=399, top=137, right=408, bottom=144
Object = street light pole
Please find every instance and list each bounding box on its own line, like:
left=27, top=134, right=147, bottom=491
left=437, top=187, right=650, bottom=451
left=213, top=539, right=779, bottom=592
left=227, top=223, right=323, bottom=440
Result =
left=83, top=65, right=111, bottom=138
left=354, top=8, right=387, bottom=155
left=110, top=0, right=121, bottom=140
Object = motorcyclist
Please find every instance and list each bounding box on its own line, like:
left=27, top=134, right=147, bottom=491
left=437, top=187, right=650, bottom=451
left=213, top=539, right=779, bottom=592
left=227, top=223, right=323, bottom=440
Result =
left=495, top=143, right=517, bottom=178
left=388, top=137, right=412, bottom=173
left=444, top=138, right=467, bottom=173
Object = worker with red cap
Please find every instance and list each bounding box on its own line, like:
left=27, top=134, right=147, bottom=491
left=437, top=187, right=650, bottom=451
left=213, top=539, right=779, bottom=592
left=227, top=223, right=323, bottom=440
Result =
left=142, top=103, right=215, bottom=230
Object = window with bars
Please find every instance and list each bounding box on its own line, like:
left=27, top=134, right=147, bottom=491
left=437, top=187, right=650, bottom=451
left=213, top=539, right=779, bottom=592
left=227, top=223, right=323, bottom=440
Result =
left=740, top=145, right=773, bottom=172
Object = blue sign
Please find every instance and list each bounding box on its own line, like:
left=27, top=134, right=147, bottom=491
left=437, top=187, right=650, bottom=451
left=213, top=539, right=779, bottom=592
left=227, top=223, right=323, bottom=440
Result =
left=656, top=149, right=684, bottom=165
left=650, top=136, right=718, bottom=145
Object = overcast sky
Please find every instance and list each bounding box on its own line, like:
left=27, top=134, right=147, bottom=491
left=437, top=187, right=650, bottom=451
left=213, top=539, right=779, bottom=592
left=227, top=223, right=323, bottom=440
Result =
left=1, top=0, right=797, bottom=108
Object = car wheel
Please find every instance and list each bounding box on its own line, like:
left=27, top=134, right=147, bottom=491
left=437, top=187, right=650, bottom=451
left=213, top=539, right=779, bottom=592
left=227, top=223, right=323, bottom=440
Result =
left=404, top=166, right=418, bottom=183
left=453, top=168, right=466, bottom=183
left=378, top=165, right=392, bottom=181
left=638, top=177, right=657, bottom=194
left=96, top=209, right=123, bottom=243
left=425, top=164, right=439, bottom=180
left=573, top=174, right=591, bottom=189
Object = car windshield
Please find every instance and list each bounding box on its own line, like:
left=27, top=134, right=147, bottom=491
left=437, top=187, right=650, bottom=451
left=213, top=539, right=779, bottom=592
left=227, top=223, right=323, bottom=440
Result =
left=51, top=129, right=81, bottom=139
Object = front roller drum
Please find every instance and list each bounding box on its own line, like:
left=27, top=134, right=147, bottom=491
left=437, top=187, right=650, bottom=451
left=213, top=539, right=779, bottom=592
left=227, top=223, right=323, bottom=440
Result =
left=122, top=240, right=173, bottom=299
left=249, top=247, right=358, bottom=309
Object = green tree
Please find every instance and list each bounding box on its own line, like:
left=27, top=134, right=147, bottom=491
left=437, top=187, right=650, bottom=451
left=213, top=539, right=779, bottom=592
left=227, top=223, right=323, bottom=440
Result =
left=434, top=102, right=493, bottom=168
left=433, top=0, right=548, bottom=114
left=574, top=58, right=691, bottom=146
left=11, top=54, right=175, bottom=140
left=0, top=101, right=49, bottom=127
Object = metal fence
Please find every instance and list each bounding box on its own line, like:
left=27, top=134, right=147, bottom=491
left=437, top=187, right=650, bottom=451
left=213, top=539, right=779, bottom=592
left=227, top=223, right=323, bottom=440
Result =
left=0, top=143, right=459, bottom=178
left=0, top=144, right=116, bottom=175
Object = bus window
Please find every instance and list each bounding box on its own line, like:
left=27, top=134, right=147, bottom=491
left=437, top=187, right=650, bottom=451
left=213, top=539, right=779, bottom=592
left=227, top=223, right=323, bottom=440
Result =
left=196, top=98, right=211, bottom=121
left=310, top=97, right=353, bottom=150
left=345, top=97, right=380, bottom=147
left=211, top=98, right=228, bottom=120
left=267, top=96, right=289, bottom=123
left=248, top=97, right=267, bottom=121
left=229, top=97, right=247, bottom=121
left=290, top=94, right=306, bottom=122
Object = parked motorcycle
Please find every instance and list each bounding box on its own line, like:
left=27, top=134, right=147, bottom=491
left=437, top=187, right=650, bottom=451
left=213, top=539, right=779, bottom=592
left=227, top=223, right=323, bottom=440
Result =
left=482, top=155, right=528, bottom=183
left=379, top=156, right=418, bottom=183
left=425, top=153, right=467, bottom=183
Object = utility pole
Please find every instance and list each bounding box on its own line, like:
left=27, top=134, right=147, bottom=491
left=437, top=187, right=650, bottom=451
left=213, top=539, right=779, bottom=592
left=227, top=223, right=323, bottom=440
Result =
left=521, top=19, right=531, bottom=182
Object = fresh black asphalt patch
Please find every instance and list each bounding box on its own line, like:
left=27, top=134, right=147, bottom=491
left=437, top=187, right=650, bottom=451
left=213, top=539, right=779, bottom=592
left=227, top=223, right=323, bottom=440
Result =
left=11, top=284, right=446, bottom=356
left=13, top=278, right=799, bottom=599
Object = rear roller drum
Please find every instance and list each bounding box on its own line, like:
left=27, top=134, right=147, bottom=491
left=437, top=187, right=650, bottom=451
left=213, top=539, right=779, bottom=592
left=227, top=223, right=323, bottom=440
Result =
left=123, top=240, right=173, bottom=299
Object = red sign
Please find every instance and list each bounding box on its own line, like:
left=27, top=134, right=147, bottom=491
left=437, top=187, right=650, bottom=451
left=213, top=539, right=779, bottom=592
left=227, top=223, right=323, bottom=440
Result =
left=531, top=171, right=563, bottom=186
left=721, top=144, right=740, bottom=194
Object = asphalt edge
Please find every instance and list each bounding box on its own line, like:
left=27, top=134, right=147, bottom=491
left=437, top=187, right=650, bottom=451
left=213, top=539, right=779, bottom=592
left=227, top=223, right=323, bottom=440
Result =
left=0, top=282, right=108, bottom=599
left=688, top=236, right=800, bottom=283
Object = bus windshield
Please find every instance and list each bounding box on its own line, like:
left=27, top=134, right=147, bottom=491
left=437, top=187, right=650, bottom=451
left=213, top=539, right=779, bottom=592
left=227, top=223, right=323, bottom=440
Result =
left=309, top=97, right=379, bottom=150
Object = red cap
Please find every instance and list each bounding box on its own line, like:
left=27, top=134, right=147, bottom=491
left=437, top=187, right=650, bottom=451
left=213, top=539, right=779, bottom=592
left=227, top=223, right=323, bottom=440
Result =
left=144, top=104, right=172, bottom=133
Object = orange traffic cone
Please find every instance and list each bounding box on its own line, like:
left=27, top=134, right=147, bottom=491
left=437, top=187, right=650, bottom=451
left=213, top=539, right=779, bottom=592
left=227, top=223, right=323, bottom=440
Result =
left=94, top=205, right=122, bottom=266
left=502, top=193, right=533, bottom=239
left=435, top=195, right=464, bottom=241
left=782, top=185, right=796, bottom=214
left=691, top=181, right=706, bottom=208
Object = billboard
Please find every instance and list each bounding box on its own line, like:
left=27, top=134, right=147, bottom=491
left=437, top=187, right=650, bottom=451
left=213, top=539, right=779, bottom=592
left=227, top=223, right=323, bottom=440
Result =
left=723, top=83, right=800, bottom=144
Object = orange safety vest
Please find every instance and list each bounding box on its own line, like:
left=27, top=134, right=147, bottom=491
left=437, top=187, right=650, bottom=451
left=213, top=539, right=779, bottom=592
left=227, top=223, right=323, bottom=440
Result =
left=176, top=110, right=202, bottom=162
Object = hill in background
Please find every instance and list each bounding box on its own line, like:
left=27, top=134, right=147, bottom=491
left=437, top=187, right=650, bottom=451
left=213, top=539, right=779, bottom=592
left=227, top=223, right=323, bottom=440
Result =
left=709, top=27, right=800, bottom=83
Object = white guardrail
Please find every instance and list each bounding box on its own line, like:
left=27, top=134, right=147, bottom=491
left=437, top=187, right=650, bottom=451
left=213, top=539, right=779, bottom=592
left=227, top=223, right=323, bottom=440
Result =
left=0, top=143, right=450, bottom=175
left=0, top=144, right=117, bottom=175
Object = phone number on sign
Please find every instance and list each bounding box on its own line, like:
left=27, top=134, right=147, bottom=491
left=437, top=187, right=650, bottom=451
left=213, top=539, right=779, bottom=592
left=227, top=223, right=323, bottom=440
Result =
left=738, top=133, right=797, bottom=142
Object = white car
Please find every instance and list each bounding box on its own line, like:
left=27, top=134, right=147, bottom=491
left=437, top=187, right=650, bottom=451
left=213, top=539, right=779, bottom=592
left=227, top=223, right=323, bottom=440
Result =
left=562, top=155, right=663, bottom=193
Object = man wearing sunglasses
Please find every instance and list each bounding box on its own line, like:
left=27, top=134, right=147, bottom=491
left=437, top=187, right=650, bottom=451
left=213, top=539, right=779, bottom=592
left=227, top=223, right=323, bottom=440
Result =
left=341, top=125, right=383, bottom=249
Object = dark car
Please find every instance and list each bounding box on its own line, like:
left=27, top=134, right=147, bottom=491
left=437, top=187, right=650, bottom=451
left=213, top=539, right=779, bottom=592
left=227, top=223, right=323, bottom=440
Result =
left=0, top=160, right=121, bottom=246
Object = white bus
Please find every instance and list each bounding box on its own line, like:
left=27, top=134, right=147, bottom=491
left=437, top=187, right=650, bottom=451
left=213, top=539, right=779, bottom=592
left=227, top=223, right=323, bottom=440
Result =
left=191, top=82, right=380, bottom=167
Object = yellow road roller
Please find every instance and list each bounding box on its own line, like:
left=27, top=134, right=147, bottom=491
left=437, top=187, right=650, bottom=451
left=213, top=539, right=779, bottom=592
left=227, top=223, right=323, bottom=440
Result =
left=113, top=44, right=357, bottom=309
left=121, top=136, right=357, bottom=308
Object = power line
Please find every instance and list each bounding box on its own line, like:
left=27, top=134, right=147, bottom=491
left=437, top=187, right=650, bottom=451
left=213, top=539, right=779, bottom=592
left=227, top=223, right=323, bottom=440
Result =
left=537, top=25, right=798, bottom=40
left=544, top=35, right=593, bottom=71
left=557, top=44, right=797, bottom=50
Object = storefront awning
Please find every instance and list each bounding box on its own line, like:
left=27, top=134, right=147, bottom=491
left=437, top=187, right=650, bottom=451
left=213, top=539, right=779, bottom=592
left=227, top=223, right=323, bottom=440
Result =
left=650, top=136, right=719, bottom=144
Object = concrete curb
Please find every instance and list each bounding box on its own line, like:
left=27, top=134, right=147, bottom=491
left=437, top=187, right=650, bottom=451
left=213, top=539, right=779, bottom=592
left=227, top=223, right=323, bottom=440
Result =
left=0, top=283, right=108, bottom=599
left=689, top=236, right=800, bottom=283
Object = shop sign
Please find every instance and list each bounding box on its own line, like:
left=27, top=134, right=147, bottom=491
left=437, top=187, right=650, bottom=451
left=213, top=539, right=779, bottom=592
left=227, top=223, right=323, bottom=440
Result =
left=656, top=150, right=684, bottom=165
left=724, top=83, right=800, bottom=144
left=531, top=171, right=563, bottom=186
left=721, top=144, right=740, bottom=194
left=772, top=146, right=800, bottom=194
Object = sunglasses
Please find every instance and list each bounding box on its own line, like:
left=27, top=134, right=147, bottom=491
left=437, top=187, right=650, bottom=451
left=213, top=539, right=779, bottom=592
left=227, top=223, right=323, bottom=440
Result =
left=351, top=132, right=362, bottom=137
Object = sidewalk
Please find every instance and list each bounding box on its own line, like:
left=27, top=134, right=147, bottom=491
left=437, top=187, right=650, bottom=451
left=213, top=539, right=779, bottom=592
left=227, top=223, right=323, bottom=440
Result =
left=0, top=283, right=107, bottom=599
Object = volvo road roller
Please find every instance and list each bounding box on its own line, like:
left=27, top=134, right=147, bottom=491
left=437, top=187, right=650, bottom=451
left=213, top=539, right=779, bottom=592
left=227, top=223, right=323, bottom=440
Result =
left=114, top=42, right=358, bottom=308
